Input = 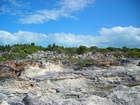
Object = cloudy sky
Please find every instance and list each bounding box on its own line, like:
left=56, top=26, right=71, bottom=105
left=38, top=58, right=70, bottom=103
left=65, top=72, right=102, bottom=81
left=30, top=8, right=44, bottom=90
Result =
left=0, top=0, right=140, bottom=48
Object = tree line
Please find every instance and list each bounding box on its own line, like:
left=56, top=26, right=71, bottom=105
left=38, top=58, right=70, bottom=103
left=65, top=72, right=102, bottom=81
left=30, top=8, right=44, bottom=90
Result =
left=0, top=43, right=140, bottom=61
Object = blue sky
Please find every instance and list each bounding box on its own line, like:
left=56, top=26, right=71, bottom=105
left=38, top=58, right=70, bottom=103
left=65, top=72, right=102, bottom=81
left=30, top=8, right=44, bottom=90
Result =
left=0, top=0, right=140, bottom=47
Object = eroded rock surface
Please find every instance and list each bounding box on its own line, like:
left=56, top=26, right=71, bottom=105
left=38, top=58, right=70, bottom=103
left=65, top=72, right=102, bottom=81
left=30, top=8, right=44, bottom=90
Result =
left=0, top=61, right=140, bottom=105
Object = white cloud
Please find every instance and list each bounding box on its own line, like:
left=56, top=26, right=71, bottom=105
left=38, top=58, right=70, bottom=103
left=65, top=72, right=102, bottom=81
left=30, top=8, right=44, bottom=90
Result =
left=0, top=5, right=10, bottom=14
left=9, top=0, right=22, bottom=7
left=0, top=30, right=48, bottom=45
left=51, top=33, right=97, bottom=47
left=98, top=26, right=140, bottom=47
left=0, top=26, right=140, bottom=47
left=19, top=9, right=66, bottom=24
left=0, top=0, right=94, bottom=23
left=59, top=0, right=94, bottom=12
left=19, top=0, right=95, bottom=24
left=0, top=0, right=28, bottom=15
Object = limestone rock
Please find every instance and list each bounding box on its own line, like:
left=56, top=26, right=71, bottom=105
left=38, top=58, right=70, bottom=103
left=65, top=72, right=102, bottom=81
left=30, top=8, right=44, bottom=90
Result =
left=108, top=85, right=140, bottom=105
left=0, top=60, right=140, bottom=105
left=23, top=95, right=41, bottom=105
left=0, top=93, right=7, bottom=103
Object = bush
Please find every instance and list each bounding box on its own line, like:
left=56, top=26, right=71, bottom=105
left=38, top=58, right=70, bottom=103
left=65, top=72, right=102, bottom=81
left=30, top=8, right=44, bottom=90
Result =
left=77, top=45, right=87, bottom=54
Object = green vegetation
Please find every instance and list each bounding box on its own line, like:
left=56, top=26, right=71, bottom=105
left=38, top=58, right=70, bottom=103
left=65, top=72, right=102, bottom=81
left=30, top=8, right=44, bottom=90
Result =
left=75, top=59, right=94, bottom=69
left=125, top=83, right=140, bottom=87
left=0, top=43, right=44, bottom=61
left=0, top=43, right=140, bottom=62
left=77, top=45, right=87, bottom=54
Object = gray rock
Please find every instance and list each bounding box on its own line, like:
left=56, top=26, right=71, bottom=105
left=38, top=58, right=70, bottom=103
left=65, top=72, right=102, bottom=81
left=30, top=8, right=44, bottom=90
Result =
left=9, top=102, right=24, bottom=105
left=23, top=95, right=41, bottom=105
left=37, top=59, right=46, bottom=68
left=0, top=93, right=7, bottom=102
left=0, top=60, right=140, bottom=105
left=108, top=85, right=140, bottom=105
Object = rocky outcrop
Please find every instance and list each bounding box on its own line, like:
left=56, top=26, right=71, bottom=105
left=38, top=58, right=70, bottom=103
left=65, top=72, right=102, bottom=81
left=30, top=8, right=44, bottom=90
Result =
left=0, top=62, right=27, bottom=77
left=108, top=85, right=140, bottom=105
left=0, top=61, right=50, bottom=77
left=0, top=64, right=19, bottom=77
left=0, top=60, right=140, bottom=105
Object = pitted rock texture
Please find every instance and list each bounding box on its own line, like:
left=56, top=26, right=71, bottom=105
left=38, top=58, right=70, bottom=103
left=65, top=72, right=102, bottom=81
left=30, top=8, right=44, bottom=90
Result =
left=0, top=61, right=140, bottom=105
